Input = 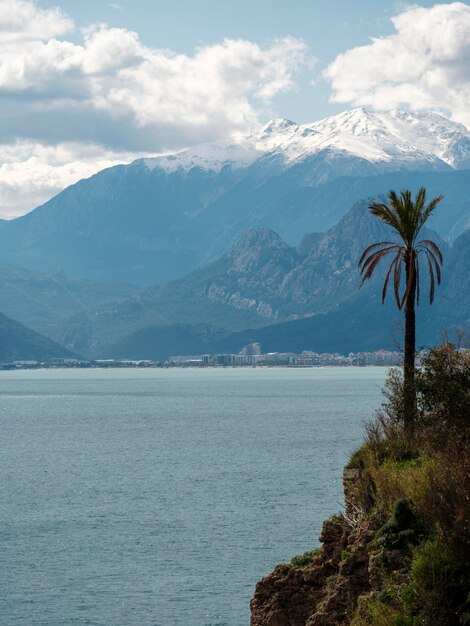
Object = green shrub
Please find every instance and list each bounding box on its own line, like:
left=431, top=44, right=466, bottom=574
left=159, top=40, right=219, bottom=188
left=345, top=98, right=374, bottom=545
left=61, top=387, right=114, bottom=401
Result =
left=378, top=499, right=422, bottom=551
left=290, top=548, right=320, bottom=567
left=382, top=367, right=406, bottom=423
left=364, top=408, right=417, bottom=466
left=346, top=445, right=368, bottom=469
left=400, top=538, right=469, bottom=625
left=366, top=450, right=468, bottom=541
left=348, top=345, right=470, bottom=624
left=366, top=346, right=469, bottom=455
left=351, top=593, right=413, bottom=626
left=367, top=456, right=428, bottom=519
left=415, top=345, right=470, bottom=440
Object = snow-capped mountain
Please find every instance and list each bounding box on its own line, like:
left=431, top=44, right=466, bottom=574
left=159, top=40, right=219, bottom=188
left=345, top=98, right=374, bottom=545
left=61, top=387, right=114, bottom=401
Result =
left=143, top=138, right=258, bottom=173
left=1, top=108, right=469, bottom=286
left=144, top=107, right=470, bottom=174
left=293, top=108, right=470, bottom=170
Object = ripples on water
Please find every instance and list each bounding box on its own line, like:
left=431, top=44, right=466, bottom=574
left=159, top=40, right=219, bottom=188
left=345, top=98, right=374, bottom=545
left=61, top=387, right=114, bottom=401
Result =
left=0, top=367, right=387, bottom=625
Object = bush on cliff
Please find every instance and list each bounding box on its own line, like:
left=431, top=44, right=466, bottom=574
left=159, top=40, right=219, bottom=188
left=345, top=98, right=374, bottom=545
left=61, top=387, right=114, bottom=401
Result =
left=353, top=537, right=469, bottom=626
left=251, top=345, right=469, bottom=626
left=348, top=343, right=470, bottom=625
left=377, top=498, right=422, bottom=550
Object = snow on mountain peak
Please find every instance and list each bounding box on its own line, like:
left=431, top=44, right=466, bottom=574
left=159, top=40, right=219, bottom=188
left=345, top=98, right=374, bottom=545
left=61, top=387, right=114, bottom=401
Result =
left=260, top=118, right=297, bottom=134
left=142, top=138, right=259, bottom=174
left=282, top=108, right=470, bottom=169
left=255, top=118, right=301, bottom=151
left=142, top=108, right=470, bottom=174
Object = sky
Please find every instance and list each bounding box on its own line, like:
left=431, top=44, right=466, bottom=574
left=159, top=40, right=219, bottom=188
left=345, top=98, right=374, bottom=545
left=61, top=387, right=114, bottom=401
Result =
left=1, top=0, right=469, bottom=218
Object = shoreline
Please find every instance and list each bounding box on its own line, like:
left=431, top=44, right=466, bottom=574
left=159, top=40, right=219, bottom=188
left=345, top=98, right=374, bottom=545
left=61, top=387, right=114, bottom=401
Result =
left=0, top=364, right=393, bottom=373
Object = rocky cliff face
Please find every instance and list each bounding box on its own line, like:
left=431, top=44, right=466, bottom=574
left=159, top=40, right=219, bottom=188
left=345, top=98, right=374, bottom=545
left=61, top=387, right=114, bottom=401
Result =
left=250, top=470, right=384, bottom=626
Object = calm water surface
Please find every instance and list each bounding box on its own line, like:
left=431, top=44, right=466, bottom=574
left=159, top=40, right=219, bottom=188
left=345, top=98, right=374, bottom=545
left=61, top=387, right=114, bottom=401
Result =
left=0, top=367, right=388, bottom=625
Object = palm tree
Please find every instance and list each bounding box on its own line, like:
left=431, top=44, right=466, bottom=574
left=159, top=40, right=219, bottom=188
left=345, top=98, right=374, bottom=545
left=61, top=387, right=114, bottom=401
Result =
left=358, top=188, right=443, bottom=431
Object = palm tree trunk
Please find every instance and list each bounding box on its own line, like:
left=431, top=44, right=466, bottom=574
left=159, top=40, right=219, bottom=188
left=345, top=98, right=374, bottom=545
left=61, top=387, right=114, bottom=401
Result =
left=404, top=256, right=417, bottom=433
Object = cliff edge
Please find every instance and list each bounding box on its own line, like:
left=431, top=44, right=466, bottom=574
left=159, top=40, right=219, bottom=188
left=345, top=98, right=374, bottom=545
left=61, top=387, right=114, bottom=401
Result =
left=251, top=470, right=380, bottom=625
left=251, top=345, right=470, bottom=626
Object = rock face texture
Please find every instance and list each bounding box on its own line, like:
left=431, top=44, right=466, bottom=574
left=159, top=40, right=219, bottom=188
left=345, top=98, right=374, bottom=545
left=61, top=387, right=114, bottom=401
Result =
left=250, top=471, right=381, bottom=626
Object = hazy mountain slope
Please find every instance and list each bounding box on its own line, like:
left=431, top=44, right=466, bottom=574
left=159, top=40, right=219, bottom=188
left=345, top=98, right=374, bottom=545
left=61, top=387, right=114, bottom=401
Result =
left=0, top=313, right=75, bottom=362
left=49, top=228, right=300, bottom=356
left=107, top=324, right=229, bottom=361
left=188, top=169, right=470, bottom=262
left=0, top=262, right=137, bottom=338
left=0, top=109, right=468, bottom=286
left=0, top=163, right=245, bottom=285
left=222, top=240, right=470, bottom=356
left=49, top=195, right=448, bottom=358
left=102, top=205, right=467, bottom=361
left=107, top=232, right=469, bottom=361
left=106, top=283, right=449, bottom=360
left=431, top=228, right=470, bottom=334
left=448, top=201, right=470, bottom=241
left=106, top=296, right=403, bottom=360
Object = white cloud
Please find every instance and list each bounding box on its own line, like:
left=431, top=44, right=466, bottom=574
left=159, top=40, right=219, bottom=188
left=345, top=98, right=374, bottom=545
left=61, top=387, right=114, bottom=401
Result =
left=0, top=141, right=147, bottom=218
left=0, top=0, right=310, bottom=217
left=0, top=0, right=73, bottom=41
left=0, top=2, right=309, bottom=141
left=0, top=24, right=308, bottom=140
left=325, top=2, right=470, bottom=128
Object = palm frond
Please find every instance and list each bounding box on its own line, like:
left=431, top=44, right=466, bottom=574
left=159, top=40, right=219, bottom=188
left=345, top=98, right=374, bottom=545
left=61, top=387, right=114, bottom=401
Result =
left=423, top=249, right=442, bottom=286
left=382, top=250, right=402, bottom=304
left=417, top=194, right=444, bottom=233
left=359, top=245, right=400, bottom=273
left=358, top=241, right=398, bottom=267
left=430, top=253, right=442, bottom=285
left=424, top=251, right=436, bottom=304
left=400, top=250, right=417, bottom=309
left=360, top=248, right=395, bottom=284
left=360, top=187, right=444, bottom=309
left=417, top=239, right=443, bottom=265
left=393, top=253, right=403, bottom=309
left=415, top=187, right=426, bottom=210
left=368, top=202, right=403, bottom=236
left=416, top=259, right=420, bottom=306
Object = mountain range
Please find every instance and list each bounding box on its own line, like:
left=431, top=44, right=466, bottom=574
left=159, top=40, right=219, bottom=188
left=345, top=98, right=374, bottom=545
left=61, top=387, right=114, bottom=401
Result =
left=103, top=225, right=470, bottom=361
left=1, top=107, right=469, bottom=360
left=3, top=197, right=467, bottom=360
left=0, top=108, right=469, bottom=286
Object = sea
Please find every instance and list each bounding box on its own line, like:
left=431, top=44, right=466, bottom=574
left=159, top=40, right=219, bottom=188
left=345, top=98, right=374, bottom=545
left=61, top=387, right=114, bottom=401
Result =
left=0, top=366, right=388, bottom=625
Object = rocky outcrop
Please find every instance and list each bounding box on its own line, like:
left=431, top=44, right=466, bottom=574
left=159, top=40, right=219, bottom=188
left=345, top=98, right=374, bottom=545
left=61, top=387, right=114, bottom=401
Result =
left=250, top=470, right=382, bottom=626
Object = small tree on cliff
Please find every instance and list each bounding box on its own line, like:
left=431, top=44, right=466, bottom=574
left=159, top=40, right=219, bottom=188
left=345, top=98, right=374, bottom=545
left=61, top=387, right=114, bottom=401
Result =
left=358, top=188, right=443, bottom=432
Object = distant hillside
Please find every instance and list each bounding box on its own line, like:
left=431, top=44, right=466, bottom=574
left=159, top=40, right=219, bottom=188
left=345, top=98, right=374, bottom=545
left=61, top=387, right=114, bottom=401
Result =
left=104, top=296, right=416, bottom=361
left=104, top=220, right=469, bottom=361
left=0, top=313, right=74, bottom=362
left=106, top=282, right=464, bottom=361
left=107, top=323, right=228, bottom=361
left=50, top=194, right=452, bottom=358
left=0, top=262, right=137, bottom=340
left=428, top=228, right=470, bottom=337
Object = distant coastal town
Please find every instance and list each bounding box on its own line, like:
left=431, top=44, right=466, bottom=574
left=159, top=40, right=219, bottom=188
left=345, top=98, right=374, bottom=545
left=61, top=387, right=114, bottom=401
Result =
left=1, top=343, right=402, bottom=370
